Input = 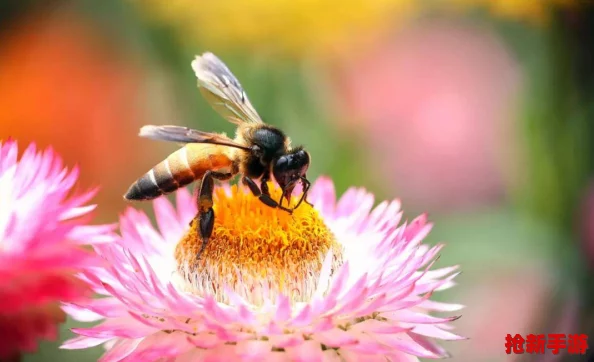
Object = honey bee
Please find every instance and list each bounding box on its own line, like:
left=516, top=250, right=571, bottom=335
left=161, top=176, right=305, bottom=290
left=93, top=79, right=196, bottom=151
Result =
left=124, top=52, right=312, bottom=258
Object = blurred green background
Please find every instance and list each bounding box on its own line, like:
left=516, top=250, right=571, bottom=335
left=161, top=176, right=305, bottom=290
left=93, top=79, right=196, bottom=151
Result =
left=1, top=0, right=593, bottom=361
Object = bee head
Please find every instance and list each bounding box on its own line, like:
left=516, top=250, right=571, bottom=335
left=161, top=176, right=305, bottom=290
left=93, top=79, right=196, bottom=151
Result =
left=272, top=147, right=310, bottom=203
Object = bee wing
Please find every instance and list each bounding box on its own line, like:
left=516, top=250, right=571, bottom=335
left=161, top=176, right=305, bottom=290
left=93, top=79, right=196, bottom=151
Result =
left=191, top=52, right=264, bottom=126
left=139, top=125, right=251, bottom=151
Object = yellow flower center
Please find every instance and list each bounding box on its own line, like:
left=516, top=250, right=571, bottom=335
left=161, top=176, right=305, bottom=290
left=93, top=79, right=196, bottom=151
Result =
left=174, top=183, right=343, bottom=305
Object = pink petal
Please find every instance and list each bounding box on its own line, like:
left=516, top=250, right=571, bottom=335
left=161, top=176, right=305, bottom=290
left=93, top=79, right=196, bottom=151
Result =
left=72, top=318, right=158, bottom=339
left=0, top=140, right=18, bottom=172
left=388, top=310, right=460, bottom=325
left=60, top=204, right=97, bottom=220
left=187, top=334, right=223, bottom=349
left=290, top=304, right=312, bottom=327
left=175, top=188, right=196, bottom=223
left=411, top=324, right=467, bottom=340
left=336, top=350, right=373, bottom=362
left=268, top=334, right=304, bottom=348
left=153, top=197, right=183, bottom=242
left=61, top=336, right=112, bottom=350
left=69, top=224, right=117, bottom=244
left=235, top=340, right=273, bottom=361
left=62, top=303, right=103, bottom=322
left=342, top=333, right=390, bottom=354
left=349, top=319, right=410, bottom=334
left=274, top=294, right=291, bottom=322
left=321, top=350, right=342, bottom=362
left=312, top=250, right=335, bottom=300
left=224, top=287, right=257, bottom=325
left=309, top=176, right=336, bottom=217
left=408, top=332, right=450, bottom=358
left=176, top=349, right=206, bottom=362
left=123, top=332, right=195, bottom=360
left=321, top=261, right=350, bottom=308
left=285, top=340, right=324, bottom=362
left=417, top=300, right=465, bottom=312
left=328, top=273, right=370, bottom=314
left=414, top=271, right=460, bottom=295
left=99, top=338, right=143, bottom=362
left=421, top=266, right=459, bottom=280
left=313, top=329, right=358, bottom=348
left=370, top=333, right=440, bottom=358
left=384, top=353, right=420, bottom=362
left=348, top=293, right=387, bottom=317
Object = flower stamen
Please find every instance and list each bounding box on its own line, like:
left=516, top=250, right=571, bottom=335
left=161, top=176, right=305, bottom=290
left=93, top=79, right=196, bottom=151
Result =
left=175, top=183, right=343, bottom=305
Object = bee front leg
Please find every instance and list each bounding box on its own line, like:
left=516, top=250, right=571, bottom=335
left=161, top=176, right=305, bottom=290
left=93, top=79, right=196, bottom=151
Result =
left=294, top=177, right=312, bottom=209
left=196, top=171, right=216, bottom=260
left=242, top=176, right=293, bottom=214
left=304, top=198, right=313, bottom=207
left=302, top=177, right=314, bottom=207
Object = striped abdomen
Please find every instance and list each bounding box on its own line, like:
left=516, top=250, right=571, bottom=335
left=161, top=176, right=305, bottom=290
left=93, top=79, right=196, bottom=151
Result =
left=124, top=144, right=233, bottom=201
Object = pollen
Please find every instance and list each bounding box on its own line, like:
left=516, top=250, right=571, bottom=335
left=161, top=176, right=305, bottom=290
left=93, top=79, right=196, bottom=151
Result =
left=174, top=183, right=343, bottom=305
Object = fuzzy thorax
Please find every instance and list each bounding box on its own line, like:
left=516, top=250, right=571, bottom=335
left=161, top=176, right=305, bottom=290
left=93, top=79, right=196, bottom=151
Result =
left=174, top=183, right=343, bottom=305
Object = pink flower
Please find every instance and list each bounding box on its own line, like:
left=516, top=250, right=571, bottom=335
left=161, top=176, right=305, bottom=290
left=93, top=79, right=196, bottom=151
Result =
left=63, top=177, right=464, bottom=361
left=0, top=139, right=115, bottom=358
left=332, top=22, right=521, bottom=212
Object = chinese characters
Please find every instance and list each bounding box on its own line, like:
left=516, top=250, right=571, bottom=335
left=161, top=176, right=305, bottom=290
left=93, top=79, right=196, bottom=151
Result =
left=505, top=334, right=588, bottom=355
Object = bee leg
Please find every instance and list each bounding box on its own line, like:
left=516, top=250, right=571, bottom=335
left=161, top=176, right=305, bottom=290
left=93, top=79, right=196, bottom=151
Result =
left=294, top=177, right=312, bottom=209
left=261, top=175, right=293, bottom=215
left=302, top=177, right=313, bottom=207
left=196, top=171, right=216, bottom=260
left=211, top=171, right=233, bottom=181
left=259, top=176, right=276, bottom=205
left=277, top=192, right=285, bottom=208
left=188, top=172, right=233, bottom=227
left=242, top=176, right=293, bottom=214
left=276, top=184, right=293, bottom=211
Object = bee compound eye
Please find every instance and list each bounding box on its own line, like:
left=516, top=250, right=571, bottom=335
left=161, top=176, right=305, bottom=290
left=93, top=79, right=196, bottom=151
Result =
left=296, top=149, right=309, bottom=163
left=275, top=156, right=289, bottom=170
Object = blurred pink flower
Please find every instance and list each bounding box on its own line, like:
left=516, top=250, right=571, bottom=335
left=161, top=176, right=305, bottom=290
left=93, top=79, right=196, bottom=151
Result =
left=0, top=139, right=115, bottom=358
left=333, top=22, right=521, bottom=211
left=580, top=182, right=594, bottom=269
left=449, top=269, right=551, bottom=361
left=63, top=178, right=464, bottom=361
